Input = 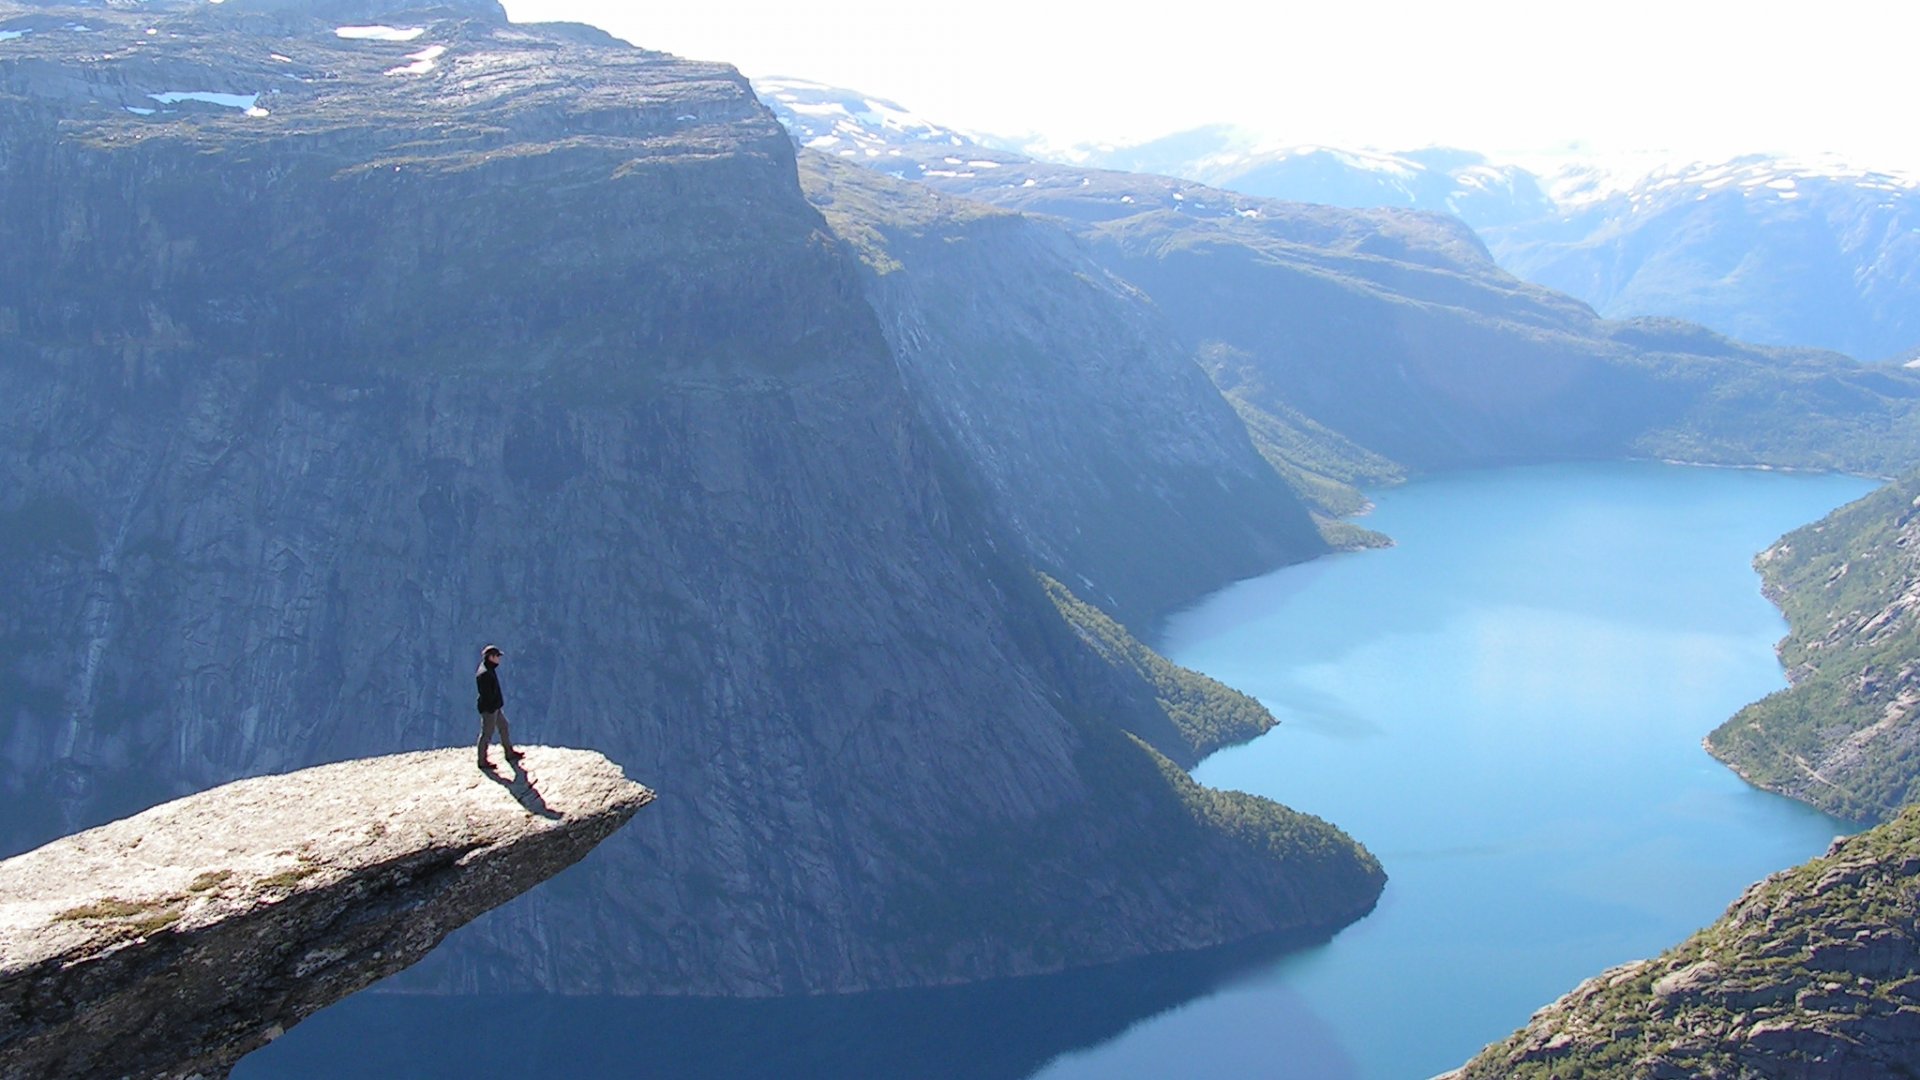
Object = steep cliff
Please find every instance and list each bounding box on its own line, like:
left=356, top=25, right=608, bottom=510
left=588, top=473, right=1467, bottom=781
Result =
left=0, top=0, right=1380, bottom=997
left=1708, top=473, right=1920, bottom=822
left=0, top=747, right=650, bottom=1080
left=798, top=153, right=1327, bottom=627
left=1449, top=807, right=1920, bottom=1080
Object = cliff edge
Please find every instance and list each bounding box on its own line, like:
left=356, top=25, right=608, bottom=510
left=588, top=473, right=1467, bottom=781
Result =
left=0, top=747, right=651, bottom=1080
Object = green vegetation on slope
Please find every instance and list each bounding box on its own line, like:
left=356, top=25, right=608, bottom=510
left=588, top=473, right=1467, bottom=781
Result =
left=1623, top=337, right=1920, bottom=477
left=1134, top=736, right=1376, bottom=872
left=874, top=708, right=1386, bottom=971
left=1707, top=474, right=1920, bottom=823
left=1452, top=806, right=1920, bottom=1080
left=863, top=565, right=1384, bottom=969
left=1199, top=341, right=1403, bottom=547
left=1039, top=574, right=1275, bottom=763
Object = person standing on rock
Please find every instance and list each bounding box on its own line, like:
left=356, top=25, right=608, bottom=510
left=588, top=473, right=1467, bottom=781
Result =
left=475, top=645, right=522, bottom=770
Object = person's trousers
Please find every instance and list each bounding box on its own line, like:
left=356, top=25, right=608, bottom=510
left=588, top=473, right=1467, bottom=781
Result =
left=478, top=709, right=514, bottom=756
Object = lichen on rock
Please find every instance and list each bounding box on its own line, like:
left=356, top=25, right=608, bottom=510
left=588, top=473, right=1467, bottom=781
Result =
left=0, top=747, right=651, bottom=1080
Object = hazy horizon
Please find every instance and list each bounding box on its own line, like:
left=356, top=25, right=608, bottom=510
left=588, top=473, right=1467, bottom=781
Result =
left=501, top=0, right=1920, bottom=180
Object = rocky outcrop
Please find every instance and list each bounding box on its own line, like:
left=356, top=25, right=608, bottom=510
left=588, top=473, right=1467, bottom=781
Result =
left=0, top=0, right=1381, bottom=998
left=1448, top=807, right=1920, bottom=1080
left=1708, top=473, right=1920, bottom=821
left=0, top=747, right=651, bottom=1080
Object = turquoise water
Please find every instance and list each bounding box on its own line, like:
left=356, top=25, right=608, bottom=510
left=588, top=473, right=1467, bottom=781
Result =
left=1034, top=461, right=1877, bottom=1080
left=242, top=461, right=1878, bottom=1080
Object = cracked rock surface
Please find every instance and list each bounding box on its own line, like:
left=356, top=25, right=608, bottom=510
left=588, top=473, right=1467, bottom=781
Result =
left=0, top=746, right=651, bottom=1080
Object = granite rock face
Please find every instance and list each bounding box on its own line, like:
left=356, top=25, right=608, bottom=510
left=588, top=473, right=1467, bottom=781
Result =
left=799, top=153, right=1326, bottom=629
left=0, top=747, right=651, bottom=1080
left=1449, top=807, right=1920, bottom=1080
left=0, top=0, right=1381, bottom=997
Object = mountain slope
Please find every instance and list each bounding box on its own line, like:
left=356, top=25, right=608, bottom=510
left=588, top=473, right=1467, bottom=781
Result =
left=757, top=82, right=1920, bottom=485
left=873, top=155, right=1920, bottom=478
left=1069, top=202, right=1920, bottom=476
left=1066, top=125, right=1920, bottom=363
left=1708, top=473, right=1920, bottom=822
left=798, top=151, right=1328, bottom=626
left=0, top=0, right=1381, bottom=997
left=1450, top=807, right=1920, bottom=1080
left=959, top=110, right=1920, bottom=362
left=1487, top=157, right=1920, bottom=362
left=1050, top=128, right=1556, bottom=228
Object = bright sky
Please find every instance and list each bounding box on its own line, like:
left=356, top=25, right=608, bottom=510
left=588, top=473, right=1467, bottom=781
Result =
left=500, top=0, right=1920, bottom=173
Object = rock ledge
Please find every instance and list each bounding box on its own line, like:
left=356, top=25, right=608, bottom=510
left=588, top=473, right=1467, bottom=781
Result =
left=0, top=747, right=651, bottom=1080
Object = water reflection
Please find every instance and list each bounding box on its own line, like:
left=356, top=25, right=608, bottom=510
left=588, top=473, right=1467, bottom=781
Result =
left=237, top=930, right=1347, bottom=1080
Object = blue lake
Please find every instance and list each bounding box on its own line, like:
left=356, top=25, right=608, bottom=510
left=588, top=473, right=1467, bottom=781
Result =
left=240, top=461, right=1878, bottom=1079
left=1037, top=460, right=1876, bottom=1080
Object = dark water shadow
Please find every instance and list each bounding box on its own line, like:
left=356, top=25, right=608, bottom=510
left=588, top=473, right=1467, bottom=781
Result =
left=234, top=928, right=1344, bottom=1080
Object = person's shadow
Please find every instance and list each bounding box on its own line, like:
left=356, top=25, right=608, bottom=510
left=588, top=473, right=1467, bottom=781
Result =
left=483, top=755, right=562, bottom=820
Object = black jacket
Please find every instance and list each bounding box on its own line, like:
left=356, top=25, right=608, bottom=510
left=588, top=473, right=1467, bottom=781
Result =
left=476, top=664, right=504, bottom=714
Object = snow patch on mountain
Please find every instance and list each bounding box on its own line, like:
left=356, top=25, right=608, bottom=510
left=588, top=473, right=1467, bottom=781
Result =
left=753, top=77, right=982, bottom=156
left=753, top=74, right=1920, bottom=357
left=1544, top=152, right=1919, bottom=210
left=335, top=25, right=425, bottom=42
left=386, top=44, right=446, bottom=75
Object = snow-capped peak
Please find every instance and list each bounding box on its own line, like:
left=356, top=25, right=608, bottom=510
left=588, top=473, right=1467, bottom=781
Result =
left=1542, top=151, right=1919, bottom=209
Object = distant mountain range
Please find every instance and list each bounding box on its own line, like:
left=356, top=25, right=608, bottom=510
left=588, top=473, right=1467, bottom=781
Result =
left=1488, top=156, right=1920, bottom=363
left=757, top=79, right=1920, bottom=361
left=1013, top=125, right=1558, bottom=229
